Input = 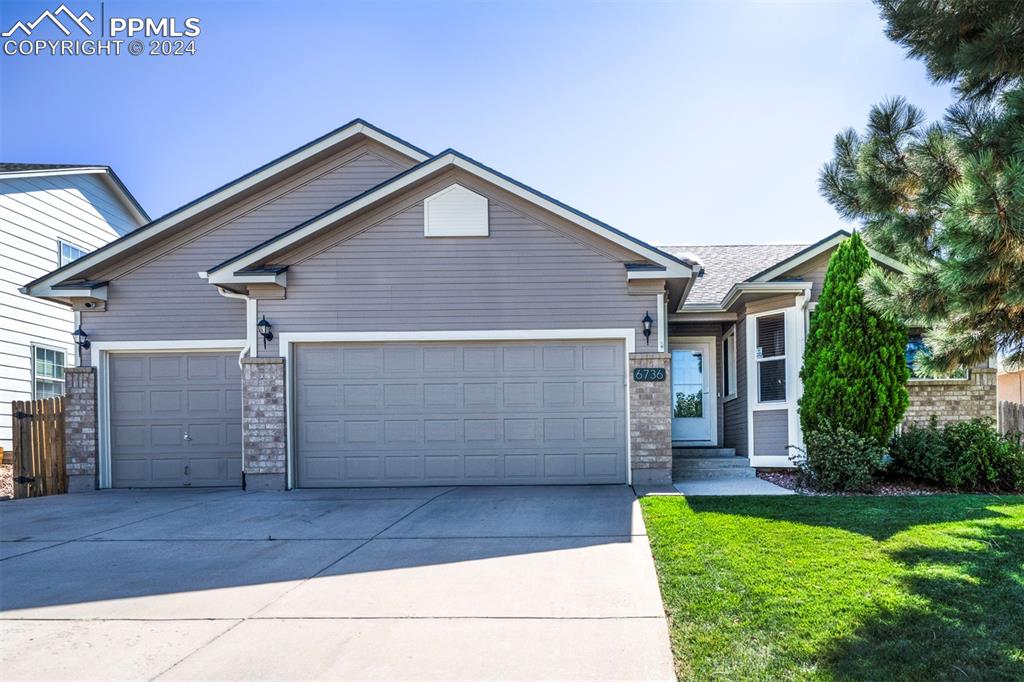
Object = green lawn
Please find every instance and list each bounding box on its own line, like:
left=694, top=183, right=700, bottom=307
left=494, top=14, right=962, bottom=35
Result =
left=640, top=495, right=1024, bottom=681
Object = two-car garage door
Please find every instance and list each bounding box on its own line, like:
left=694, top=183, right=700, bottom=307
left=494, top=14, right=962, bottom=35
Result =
left=294, top=340, right=627, bottom=487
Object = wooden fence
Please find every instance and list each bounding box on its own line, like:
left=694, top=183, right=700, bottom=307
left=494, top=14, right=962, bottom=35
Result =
left=10, top=397, right=67, bottom=499
left=1000, top=400, right=1024, bottom=444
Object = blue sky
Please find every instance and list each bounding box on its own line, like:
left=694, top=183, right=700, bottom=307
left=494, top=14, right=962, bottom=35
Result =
left=0, top=0, right=954, bottom=245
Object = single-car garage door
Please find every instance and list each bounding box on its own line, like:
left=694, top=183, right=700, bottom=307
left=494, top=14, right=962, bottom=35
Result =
left=294, top=340, right=627, bottom=487
left=109, top=352, right=242, bottom=487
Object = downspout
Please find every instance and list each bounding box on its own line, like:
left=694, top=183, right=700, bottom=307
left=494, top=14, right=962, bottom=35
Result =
left=216, top=286, right=255, bottom=366
left=217, top=285, right=254, bottom=491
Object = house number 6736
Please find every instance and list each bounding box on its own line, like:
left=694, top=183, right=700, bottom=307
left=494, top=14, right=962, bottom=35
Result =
left=632, top=368, right=666, bottom=382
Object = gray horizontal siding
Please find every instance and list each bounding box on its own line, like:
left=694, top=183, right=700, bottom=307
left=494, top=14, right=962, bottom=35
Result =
left=1, top=172, right=139, bottom=450
left=723, top=314, right=747, bottom=455
left=81, top=147, right=409, bottom=357
left=775, top=252, right=830, bottom=302
left=258, top=197, right=658, bottom=354
left=752, top=409, right=788, bottom=457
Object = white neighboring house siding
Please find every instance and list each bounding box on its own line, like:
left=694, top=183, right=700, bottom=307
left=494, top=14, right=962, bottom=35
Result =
left=0, top=171, right=143, bottom=452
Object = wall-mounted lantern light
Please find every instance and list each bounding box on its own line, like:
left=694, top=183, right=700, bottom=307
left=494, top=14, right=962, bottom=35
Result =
left=642, top=311, right=653, bottom=345
left=257, top=316, right=274, bottom=349
left=72, top=325, right=90, bottom=350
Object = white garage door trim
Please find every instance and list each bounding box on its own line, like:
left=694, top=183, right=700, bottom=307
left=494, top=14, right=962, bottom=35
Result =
left=278, top=329, right=637, bottom=489
left=92, top=340, right=246, bottom=489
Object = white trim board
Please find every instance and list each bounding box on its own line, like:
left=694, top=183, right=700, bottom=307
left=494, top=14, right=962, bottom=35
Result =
left=277, top=328, right=638, bottom=351
left=276, top=328, right=637, bottom=489
left=751, top=232, right=909, bottom=282
left=23, top=121, right=429, bottom=297
left=207, top=153, right=694, bottom=284
left=92, top=339, right=246, bottom=489
left=656, top=292, right=667, bottom=353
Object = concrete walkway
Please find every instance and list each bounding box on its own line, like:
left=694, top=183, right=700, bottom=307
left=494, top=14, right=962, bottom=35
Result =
left=674, top=476, right=795, bottom=496
left=0, top=486, right=674, bottom=681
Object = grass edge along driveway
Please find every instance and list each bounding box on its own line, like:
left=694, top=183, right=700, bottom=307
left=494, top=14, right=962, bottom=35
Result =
left=639, top=494, right=1024, bottom=681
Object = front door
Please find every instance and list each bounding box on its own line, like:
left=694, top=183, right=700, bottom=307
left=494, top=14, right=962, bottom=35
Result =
left=671, top=343, right=713, bottom=443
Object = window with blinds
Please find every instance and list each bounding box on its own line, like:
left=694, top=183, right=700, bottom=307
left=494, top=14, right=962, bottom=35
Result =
left=723, top=326, right=737, bottom=397
left=756, top=313, right=786, bottom=402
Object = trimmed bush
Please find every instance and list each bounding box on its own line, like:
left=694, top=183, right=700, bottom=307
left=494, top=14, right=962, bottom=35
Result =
left=889, top=417, right=946, bottom=484
left=799, top=232, right=909, bottom=446
left=790, top=421, right=886, bottom=492
left=889, top=418, right=1024, bottom=492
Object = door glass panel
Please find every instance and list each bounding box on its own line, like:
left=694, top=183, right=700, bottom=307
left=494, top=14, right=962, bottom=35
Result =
left=672, top=350, right=703, bottom=418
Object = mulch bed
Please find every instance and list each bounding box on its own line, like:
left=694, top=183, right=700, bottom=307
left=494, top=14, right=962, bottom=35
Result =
left=757, top=470, right=949, bottom=496
left=1, top=464, right=12, bottom=500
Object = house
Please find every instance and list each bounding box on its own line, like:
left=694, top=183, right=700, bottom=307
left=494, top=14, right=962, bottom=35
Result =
left=998, top=359, right=1022, bottom=404
left=660, top=233, right=998, bottom=470
left=20, top=120, right=997, bottom=491
left=1, top=164, right=148, bottom=454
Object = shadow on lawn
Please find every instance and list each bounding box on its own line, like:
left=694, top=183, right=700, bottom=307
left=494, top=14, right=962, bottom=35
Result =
left=824, top=522, right=1024, bottom=681
left=687, top=496, right=1024, bottom=680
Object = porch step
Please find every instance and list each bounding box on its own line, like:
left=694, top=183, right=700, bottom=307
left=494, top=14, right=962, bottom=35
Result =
left=673, top=454, right=755, bottom=481
left=672, top=447, right=737, bottom=459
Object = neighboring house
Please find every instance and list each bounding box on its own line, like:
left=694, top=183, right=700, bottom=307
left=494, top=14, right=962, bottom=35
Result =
left=0, top=164, right=147, bottom=453
left=19, top=120, right=996, bottom=491
left=999, top=359, right=1022, bottom=404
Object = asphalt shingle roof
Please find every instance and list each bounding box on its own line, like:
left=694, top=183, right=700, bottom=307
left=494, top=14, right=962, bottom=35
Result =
left=660, top=243, right=810, bottom=305
left=0, top=163, right=95, bottom=172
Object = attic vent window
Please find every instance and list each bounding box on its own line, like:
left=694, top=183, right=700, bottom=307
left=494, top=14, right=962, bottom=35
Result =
left=424, top=184, right=488, bottom=237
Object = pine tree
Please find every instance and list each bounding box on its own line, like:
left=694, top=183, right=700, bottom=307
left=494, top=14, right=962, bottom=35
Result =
left=799, top=232, right=910, bottom=445
left=819, top=0, right=1024, bottom=372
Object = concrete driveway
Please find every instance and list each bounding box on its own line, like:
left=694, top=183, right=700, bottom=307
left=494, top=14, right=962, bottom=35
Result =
left=0, top=485, right=674, bottom=681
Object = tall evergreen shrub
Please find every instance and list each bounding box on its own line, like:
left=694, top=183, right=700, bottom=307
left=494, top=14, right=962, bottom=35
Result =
left=799, top=232, right=909, bottom=445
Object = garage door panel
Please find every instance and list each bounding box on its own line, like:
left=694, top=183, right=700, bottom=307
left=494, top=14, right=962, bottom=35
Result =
left=186, top=355, right=221, bottom=380
left=110, top=352, right=241, bottom=488
left=295, top=340, right=626, bottom=487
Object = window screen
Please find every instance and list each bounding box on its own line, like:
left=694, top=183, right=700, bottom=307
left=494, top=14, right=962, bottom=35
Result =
left=756, top=314, right=786, bottom=402
left=58, top=241, right=87, bottom=267
left=33, top=346, right=66, bottom=398
left=722, top=337, right=731, bottom=395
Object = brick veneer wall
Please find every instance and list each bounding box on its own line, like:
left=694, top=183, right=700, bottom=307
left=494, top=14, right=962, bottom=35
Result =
left=64, top=367, right=97, bottom=493
left=629, top=352, right=672, bottom=485
left=903, top=368, right=998, bottom=429
left=241, top=357, right=287, bottom=490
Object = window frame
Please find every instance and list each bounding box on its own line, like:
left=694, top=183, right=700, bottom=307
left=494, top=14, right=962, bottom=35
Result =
left=722, top=324, right=738, bottom=401
left=58, top=240, right=88, bottom=267
left=754, top=312, right=787, bottom=404
left=31, top=343, right=67, bottom=399
left=805, top=301, right=818, bottom=339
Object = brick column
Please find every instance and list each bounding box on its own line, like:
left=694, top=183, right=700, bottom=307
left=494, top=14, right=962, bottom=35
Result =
left=241, top=357, right=287, bottom=490
left=64, top=367, right=97, bottom=493
left=629, top=352, right=672, bottom=485
left=904, top=367, right=998, bottom=429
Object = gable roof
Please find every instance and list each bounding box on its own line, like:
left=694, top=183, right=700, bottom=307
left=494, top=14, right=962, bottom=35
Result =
left=0, top=163, right=149, bottom=226
left=662, top=229, right=909, bottom=309
left=204, top=148, right=696, bottom=283
left=745, top=229, right=908, bottom=282
left=21, top=119, right=430, bottom=298
left=0, top=163, right=94, bottom=172
left=660, top=242, right=808, bottom=305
